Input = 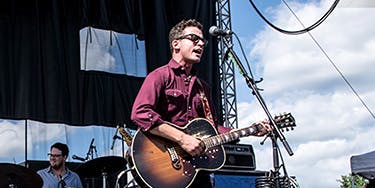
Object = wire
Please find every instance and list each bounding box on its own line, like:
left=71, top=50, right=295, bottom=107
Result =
left=233, top=32, right=255, bottom=80
left=248, top=0, right=340, bottom=35
left=249, top=0, right=375, bottom=120
left=308, top=33, right=375, bottom=119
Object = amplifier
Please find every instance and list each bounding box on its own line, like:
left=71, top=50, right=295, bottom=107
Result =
left=222, top=144, right=256, bottom=171
left=214, top=170, right=268, bottom=188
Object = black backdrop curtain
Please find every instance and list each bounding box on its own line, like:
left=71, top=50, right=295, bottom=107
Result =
left=0, top=0, right=221, bottom=129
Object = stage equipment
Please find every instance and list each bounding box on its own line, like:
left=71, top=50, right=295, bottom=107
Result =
left=87, top=138, right=97, bottom=160
left=111, top=126, right=121, bottom=150
left=0, top=163, right=43, bottom=188
left=72, top=154, right=86, bottom=162
left=76, top=156, right=127, bottom=188
left=222, top=144, right=256, bottom=171
left=214, top=169, right=268, bottom=188
left=209, top=26, right=233, bottom=36
left=119, top=126, right=133, bottom=147
left=223, top=32, right=296, bottom=187
left=255, top=175, right=299, bottom=188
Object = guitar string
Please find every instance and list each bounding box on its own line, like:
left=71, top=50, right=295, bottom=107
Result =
left=164, top=114, right=294, bottom=157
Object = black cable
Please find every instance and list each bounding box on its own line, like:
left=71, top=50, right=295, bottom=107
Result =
left=249, top=0, right=375, bottom=119
left=248, top=0, right=340, bottom=35
left=233, top=32, right=255, bottom=81
left=281, top=0, right=375, bottom=120
left=306, top=31, right=375, bottom=120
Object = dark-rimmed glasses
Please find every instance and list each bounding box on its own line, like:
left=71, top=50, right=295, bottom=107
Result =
left=177, top=33, right=208, bottom=47
left=48, top=153, right=63, bottom=158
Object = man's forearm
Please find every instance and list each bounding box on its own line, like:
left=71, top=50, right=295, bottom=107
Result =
left=149, top=123, right=185, bottom=145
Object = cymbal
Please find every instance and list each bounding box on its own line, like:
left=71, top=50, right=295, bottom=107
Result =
left=0, top=163, right=43, bottom=188
left=76, top=156, right=127, bottom=177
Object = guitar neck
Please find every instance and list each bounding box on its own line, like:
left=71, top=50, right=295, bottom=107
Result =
left=202, top=124, right=260, bottom=149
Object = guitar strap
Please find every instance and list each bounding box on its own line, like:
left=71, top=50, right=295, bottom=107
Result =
left=196, top=78, right=215, bottom=125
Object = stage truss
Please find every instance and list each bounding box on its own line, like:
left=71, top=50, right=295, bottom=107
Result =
left=216, top=0, right=238, bottom=129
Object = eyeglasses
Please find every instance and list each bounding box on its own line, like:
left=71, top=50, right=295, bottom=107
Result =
left=48, top=153, right=63, bottom=158
left=177, top=33, right=208, bottom=47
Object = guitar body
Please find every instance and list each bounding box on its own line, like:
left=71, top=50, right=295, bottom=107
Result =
left=130, top=118, right=225, bottom=188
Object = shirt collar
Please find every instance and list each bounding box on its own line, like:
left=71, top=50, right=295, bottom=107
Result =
left=47, top=166, right=70, bottom=175
left=169, top=59, right=197, bottom=75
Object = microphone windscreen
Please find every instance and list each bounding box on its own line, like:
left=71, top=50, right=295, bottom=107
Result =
left=209, top=26, right=218, bottom=36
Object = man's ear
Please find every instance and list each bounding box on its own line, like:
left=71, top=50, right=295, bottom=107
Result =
left=172, top=40, right=180, bottom=50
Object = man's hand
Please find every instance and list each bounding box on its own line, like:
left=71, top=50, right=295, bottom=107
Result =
left=178, top=134, right=205, bottom=157
left=254, top=119, right=273, bottom=137
left=149, top=123, right=205, bottom=157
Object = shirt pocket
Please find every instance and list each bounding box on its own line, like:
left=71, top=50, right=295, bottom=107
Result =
left=165, top=89, right=186, bottom=109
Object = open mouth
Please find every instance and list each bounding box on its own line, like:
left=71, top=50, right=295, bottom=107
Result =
left=193, top=48, right=202, bottom=56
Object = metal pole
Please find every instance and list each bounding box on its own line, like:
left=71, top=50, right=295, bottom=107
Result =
left=24, top=120, right=28, bottom=167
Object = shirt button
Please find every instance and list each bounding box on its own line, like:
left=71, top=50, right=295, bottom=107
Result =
left=188, top=106, right=192, bottom=110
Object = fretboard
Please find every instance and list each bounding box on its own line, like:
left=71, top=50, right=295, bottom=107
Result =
left=202, top=124, right=259, bottom=149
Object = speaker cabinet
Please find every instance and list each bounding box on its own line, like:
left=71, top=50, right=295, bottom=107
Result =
left=214, top=170, right=267, bottom=188
left=222, top=144, right=256, bottom=171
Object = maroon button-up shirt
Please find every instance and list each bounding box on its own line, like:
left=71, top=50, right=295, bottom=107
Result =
left=131, top=59, right=230, bottom=134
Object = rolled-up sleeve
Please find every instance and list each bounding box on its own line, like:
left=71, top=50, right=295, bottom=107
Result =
left=131, top=70, right=165, bottom=131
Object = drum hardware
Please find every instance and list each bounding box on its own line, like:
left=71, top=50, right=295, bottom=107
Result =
left=115, top=167, right=140, bottom=188
left=0, top=163, right=43, bottom=188
left=76, top=156, right=127, bottom=188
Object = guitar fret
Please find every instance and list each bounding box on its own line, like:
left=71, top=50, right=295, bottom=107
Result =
left=241, top=129, right=248, bottom=136
left=216, top=137, right=220, bottom=144
left=202, top=113, right=295, bottom=150
left=209, top=139, right=214, bottom=147
left=205, top=139, right=212, bottom=148
left=207, top=139, right=212, bottom=148
left=234, top=132, right=239, bottom=139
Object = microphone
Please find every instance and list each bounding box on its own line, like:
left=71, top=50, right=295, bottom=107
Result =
left=110, top=126, right=120, bottom=150
left=72, top=154, right=86, bottom=162
left=209, top=26, right=233, bottom=37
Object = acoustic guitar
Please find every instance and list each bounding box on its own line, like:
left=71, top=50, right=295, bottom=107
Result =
left=130, top=113, right=295, bottom=188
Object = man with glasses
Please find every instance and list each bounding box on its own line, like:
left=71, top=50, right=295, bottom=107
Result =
left=131, top=19, right=271, bottom=187
left=37, top=142, right=83, bottom=188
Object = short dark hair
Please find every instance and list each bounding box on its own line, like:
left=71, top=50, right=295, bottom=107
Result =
left=50, top=142, right=69, bottom=157
left=168, top=19, right=203, bottom=53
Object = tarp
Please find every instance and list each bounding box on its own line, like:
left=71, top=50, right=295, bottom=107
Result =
left=0, top=0, right=220, bottom=129
left=351, top=150, right=375, bottom=180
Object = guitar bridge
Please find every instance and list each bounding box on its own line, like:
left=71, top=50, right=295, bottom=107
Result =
left=165, top=145, right=182, bottom=170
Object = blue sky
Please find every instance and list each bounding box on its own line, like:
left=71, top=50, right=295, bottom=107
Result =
left=230, top=0, right=375, bottom=187
left=1, top=0, right=374, bottom=187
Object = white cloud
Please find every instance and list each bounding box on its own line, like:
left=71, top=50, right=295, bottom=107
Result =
left=0, top=120, right=73, bottom=162
left=0, top=120, right=25, bottom=160
left=235, top=0, right=375, bottom=187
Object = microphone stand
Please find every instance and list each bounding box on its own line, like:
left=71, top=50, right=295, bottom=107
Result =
left=222, top=43, right=293, bottom=187
left=85, top=138, right=97, bottom=160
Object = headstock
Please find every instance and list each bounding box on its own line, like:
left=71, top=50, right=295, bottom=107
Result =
left=273, top=112, right=296, bottom=132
